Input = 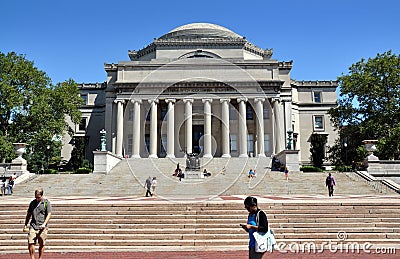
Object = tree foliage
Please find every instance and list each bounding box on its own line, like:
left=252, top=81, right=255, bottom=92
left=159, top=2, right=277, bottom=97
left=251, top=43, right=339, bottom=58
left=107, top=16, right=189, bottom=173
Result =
left=309, top=134, right=327, bottom=168
left=0, top=52, right=82, bottom=169
left=329, top=51, right=400, bottom=162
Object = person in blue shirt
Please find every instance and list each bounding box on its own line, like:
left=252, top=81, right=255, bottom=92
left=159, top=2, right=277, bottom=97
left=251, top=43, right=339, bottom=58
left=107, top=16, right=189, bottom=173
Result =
left=241, top=196, right=269, bottom=258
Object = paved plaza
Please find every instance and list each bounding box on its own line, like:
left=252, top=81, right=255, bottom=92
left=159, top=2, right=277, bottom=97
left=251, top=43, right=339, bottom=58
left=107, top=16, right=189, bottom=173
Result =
left=3, top=250, right=399, bottom=259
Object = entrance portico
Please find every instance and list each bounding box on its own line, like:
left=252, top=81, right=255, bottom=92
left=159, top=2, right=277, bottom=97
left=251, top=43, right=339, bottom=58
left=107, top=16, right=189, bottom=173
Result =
left=108, top=95, right=284, bottom=158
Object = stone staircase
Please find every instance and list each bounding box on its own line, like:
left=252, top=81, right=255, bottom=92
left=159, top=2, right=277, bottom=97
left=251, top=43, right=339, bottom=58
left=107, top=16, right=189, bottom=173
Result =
left=1, top=200, right=399, bottom=253
left=11, top=157, right=393, bottom=197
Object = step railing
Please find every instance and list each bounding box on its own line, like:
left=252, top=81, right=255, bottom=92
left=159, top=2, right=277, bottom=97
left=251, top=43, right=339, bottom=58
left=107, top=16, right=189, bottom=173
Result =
left=343, top=171, right=396, bottom=194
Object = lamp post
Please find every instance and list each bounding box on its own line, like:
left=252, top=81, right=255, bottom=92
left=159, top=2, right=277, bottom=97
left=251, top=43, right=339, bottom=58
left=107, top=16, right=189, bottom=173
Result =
left=100, top=129, right=106, bottom=151
left=344, top=142, right=348, bottom=172
left=287, top=129, right=294, bottom=150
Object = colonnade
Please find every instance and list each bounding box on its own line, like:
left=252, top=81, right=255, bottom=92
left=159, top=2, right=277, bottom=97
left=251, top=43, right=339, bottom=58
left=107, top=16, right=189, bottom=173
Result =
left=111, top=97, right=285, bottom=158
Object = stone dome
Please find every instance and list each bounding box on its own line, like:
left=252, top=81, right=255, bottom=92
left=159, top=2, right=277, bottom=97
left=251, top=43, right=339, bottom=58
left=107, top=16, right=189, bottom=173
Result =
left=159, top=23, right=243, bottom=40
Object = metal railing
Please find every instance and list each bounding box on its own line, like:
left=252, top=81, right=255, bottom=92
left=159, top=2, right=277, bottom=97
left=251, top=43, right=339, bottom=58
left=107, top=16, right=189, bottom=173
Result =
left=343, top=171, right=395, bottom=194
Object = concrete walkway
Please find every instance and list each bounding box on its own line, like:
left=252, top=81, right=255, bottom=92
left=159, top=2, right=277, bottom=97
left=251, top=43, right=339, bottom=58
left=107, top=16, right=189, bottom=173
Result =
left=5, top=250, right=399, bottom=258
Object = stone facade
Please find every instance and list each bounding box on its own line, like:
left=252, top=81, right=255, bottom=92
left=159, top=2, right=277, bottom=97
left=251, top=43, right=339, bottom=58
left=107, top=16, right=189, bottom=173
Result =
left=62, top=23, right=338, bottom=166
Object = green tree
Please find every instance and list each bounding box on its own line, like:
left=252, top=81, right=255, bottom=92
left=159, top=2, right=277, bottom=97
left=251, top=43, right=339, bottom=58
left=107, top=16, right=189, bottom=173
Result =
left=329, top=51, right=400, bottom=162
left=309, top=134, right=327, bottom=168
left=0, top=52, right=82, bottom=169
left=68, top=136, right=87, bottom=171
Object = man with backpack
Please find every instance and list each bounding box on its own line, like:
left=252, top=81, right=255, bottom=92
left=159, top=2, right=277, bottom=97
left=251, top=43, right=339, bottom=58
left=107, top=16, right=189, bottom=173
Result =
left=24, top=188, right=52, bottom=259
left=326, top=173, right=336, bottom=197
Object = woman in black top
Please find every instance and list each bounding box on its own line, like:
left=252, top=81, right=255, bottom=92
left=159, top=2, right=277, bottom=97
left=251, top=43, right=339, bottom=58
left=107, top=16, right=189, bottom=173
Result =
left=241, top=196, right=268, bottom=259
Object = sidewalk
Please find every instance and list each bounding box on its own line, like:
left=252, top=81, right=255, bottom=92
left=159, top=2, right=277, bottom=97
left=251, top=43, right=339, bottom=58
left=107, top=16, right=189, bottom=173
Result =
left=3, top=250, right=398, bottom=259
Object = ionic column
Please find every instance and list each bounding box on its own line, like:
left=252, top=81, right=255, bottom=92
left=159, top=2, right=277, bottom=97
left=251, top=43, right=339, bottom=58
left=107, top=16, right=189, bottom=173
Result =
left=183, top=98, right=194, bottom=155
left=114, top=99, right=125, bottom=157
left=148, top=99, right=158, bottom=158
left=273, top=98, right=283, bottom=154
left=129, top=99, right=141, bottom=158
left=238, top=97, right=248, bottom=157
left=255, top=98, right=266, bottom=157
left=270, top=99, right=275, bottom=154
left=165, top=99, right=176, bottom=158
left=202, top=98, right=213, bottom=158
left=220, top=98, right=231, bottom=158
left=105, top=98, right=114, bottom=153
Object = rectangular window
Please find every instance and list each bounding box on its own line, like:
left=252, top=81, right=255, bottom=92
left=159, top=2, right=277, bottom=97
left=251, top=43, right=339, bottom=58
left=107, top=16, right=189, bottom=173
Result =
left=230, top=134, right=237, bottom=152
left=161, top=134, right=167, bottom=155
left=81, top=94, right=88, bottom=105
left=145, top=134, right=150, bottom=153
left=247, top=134, right=254, bottom=155
left=229, top=107, right=238, bottom=120
left=313, top=115, right=324, bottom=131
left=129, top=108, right=134, bottom=121
left=161, top=106, right=167, bottom=120
left=264, top=134, right=270, bottom=154
left=146, top=110, right=150, bottom=121
left=263, top=106, right=269, bottom=119
left=313, top=92, right=322, bottom=103
left=78, top=118, right=87, bottom=131
left=246, top=105, right=253, bottom=120
left=127, top=134, right=133, bottom=154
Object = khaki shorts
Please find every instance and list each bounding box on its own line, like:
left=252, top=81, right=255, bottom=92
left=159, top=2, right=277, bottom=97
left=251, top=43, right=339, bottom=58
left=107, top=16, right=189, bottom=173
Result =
left=28, top=227, right=48, bottom=245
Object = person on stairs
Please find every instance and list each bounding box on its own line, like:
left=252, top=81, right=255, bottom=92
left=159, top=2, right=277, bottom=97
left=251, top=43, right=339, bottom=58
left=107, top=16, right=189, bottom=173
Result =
left=24, top=188, right=52, bottom=259
left=145, top=176, right=153, bottom=197
left=326, top=173, right=336, bottom=197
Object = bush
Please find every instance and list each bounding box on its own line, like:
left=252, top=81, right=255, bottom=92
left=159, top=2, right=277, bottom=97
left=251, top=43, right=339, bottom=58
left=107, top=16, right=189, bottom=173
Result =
left=333, top=165, right=346, bottom=172
left=300, top=166, right=324, bottom=172
left=44, top=169, right=58, bottom=174
left=75, top=167, right=92, bottom=174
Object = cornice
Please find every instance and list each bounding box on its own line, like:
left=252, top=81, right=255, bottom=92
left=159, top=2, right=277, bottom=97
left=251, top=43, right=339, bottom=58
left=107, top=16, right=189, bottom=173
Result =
left=78, top=82, right=107, bottom=89
left=291, top=80, right=339, bottom=88
left=278, top=61, right=293, bottom=70
left=244, top=42, right=273, bottom=59
left=128, top=38, right=273, bottom=60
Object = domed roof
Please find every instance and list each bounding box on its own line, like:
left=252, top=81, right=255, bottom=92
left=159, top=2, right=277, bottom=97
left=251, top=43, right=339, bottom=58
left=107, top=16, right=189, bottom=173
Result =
left=159, top=23, right=243, bottom=40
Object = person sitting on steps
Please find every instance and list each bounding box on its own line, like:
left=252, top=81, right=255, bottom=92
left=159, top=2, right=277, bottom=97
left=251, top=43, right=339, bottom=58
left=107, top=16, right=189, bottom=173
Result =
left=248, top=169, right=256, bottom=178
left=203, top=169, right=211, bottom=177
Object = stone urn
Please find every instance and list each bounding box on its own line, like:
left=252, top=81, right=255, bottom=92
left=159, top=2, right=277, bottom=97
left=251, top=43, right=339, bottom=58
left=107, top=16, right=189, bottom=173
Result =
left=11, top=143, right=29, bottom=174
left=13, top=143, right=28, bottom=160
left=363, top=140, right=379, bottom=161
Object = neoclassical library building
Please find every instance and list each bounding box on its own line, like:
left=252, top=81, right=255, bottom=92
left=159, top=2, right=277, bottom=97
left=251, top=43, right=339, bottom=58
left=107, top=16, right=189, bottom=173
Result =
left=62, top=23, right=338, bottom=165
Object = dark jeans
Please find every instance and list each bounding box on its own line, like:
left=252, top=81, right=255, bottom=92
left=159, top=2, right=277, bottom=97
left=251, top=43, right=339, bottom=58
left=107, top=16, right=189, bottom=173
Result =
left=249, top=247, right=264, bottom=259
left=145, top=188, right=152, bottom=197
left=328, top=186, right=334, bottom=196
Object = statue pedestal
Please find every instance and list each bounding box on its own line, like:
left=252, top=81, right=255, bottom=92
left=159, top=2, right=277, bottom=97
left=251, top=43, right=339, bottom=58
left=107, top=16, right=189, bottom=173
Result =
left=10, top=157, right=29, bottom=176
left=276, top=150, right=300, bottom=172
left=10, top=143, right=30, bottom=176
left=93, top=151, right=122, bottom=174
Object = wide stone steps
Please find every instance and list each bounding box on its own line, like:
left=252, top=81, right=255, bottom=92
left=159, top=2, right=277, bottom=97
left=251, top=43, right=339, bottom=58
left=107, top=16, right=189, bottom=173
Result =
left=13, top=156, right=396, bottom=197
left=1, top=201, right=400, bottom=254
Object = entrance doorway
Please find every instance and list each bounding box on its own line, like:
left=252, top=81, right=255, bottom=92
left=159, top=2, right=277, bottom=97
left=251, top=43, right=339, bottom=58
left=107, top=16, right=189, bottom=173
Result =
left=192, top=125, right=204, bottom=154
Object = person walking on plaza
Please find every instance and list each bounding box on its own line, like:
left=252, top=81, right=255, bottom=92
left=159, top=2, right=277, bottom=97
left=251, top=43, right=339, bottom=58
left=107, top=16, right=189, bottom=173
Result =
left=326, top=173, right=336, bottom=197
left=151, top=177, right=157, bottom=196
left=24, top=188, right=52, bottom=259
left=284, top=166, right=289, bottom=181
left=145, top=176, right=152, bottom=197
left=241, top=196, right=269, bottom=259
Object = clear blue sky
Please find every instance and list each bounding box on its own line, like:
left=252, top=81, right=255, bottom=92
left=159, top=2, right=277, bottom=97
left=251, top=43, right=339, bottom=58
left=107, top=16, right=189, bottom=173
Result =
left=2, top=0, right=399, bottom=84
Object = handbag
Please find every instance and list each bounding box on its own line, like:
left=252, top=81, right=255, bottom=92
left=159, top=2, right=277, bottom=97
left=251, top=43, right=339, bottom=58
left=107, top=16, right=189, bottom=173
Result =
left=253, top=229, right=276, bottom=253
left=253, top=210, right=276, bottom=253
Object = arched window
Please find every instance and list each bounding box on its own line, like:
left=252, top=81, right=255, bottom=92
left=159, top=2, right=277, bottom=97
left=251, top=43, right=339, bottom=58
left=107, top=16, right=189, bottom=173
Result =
left=178, top=50, right=221, bottom=59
